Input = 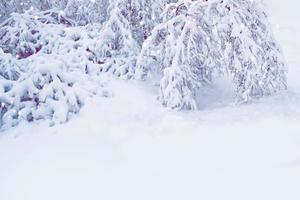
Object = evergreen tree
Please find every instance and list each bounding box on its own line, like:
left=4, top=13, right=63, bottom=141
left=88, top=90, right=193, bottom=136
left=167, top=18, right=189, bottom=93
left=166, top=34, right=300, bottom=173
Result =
left=121, top=0, right=174, bottom=45
left=94, top=0, right=140, bottom=79
left=64, top=0, right=108, bottom=25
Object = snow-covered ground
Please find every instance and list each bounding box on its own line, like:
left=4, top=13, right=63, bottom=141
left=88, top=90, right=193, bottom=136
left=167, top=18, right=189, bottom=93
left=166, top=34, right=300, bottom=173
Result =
left=1, top=1, right=300, bottom=200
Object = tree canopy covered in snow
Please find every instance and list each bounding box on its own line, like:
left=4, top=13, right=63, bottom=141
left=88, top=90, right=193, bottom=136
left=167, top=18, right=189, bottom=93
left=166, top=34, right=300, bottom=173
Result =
left=0, top=0, right=287, bottom=129
left=137, top=0, right=287, bottom=109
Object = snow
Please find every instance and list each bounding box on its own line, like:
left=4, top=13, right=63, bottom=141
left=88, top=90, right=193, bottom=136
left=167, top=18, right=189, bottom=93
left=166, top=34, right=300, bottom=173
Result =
left=1, top=0, right=300, bottom=200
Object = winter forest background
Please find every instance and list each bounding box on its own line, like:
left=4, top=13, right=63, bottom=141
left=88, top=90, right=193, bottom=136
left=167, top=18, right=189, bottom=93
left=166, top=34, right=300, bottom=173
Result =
left=0, top=0, right=300, bottom=200
left=0, top=0, right=287, bottom=128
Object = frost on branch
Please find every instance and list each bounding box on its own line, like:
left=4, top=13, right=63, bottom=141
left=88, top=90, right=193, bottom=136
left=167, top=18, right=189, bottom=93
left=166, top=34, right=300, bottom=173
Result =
left=137, top=0, right=287, bottom=110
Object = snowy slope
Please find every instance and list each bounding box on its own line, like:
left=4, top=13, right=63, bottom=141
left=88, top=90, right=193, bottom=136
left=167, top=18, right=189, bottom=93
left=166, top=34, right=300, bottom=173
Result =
left=0, top=1, right=300, bottom=200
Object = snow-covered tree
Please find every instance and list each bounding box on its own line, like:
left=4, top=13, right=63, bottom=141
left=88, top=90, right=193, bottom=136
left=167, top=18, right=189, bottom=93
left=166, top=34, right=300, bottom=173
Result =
left=93, top=0, right=140, bottom=79
left=0, top=53, right=84, bottom=128
left=0, top=9, right=75, bottom=60
left=136, top=0, right=224, bottom=109
left=0, top=10, right=101, bottom=129
left=221, top=0, right=287, bottom=102
left=0, top=0, right=107, bottom=25
left=0, top=11, right=43, bottom=59
left=119, top=0, right=174, bottom=45
left=0, top=0, right=63, bottom=22
left=137, top=0, right=287, bottom=109
left=64, top=0, right=109, bottom=25
left=0, top=0, right=288, bottom=129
